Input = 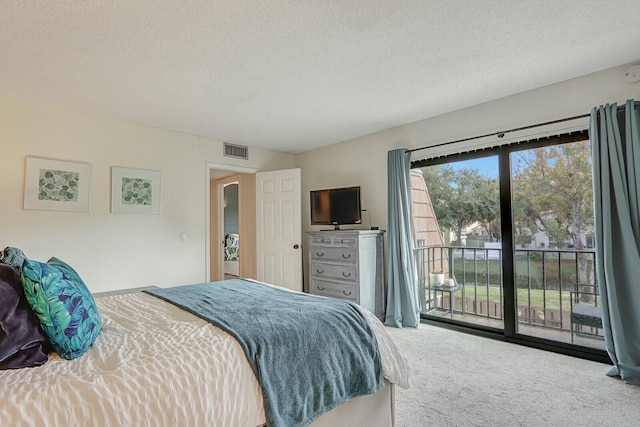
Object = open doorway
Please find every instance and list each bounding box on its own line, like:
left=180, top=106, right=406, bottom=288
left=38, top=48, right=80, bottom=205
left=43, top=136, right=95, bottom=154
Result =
left=206, top=163, right=257, bottom=282
left=221, top=179, right=240, bottom=279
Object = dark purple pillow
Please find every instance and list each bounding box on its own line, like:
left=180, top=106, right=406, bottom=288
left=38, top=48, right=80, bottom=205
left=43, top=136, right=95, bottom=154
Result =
left=0, top=263, right=51, bottom=369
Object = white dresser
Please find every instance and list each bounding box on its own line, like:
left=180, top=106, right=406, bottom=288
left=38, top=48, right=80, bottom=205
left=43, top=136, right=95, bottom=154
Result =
left=307, top=230, right=385, bottom=319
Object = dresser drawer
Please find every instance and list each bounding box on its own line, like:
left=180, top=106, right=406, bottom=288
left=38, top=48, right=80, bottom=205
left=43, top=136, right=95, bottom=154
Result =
left=310, top=262, right=357, bottom=282
left=309, top=234, right=357, bottom=246
left=310, top=246, right=357, bottom=263
left=309, top=235, right=333, bottom=245
left=330, top=235, right=357, bottom=245
left=311, top=280, right=358, bottom=302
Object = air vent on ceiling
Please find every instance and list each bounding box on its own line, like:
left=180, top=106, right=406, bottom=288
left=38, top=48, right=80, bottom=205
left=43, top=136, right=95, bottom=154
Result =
left=223, top=142, right=249, bottom=160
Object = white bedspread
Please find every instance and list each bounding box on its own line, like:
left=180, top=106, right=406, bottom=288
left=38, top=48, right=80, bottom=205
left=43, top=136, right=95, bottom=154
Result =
left=0, top=292, right=409, bottom=427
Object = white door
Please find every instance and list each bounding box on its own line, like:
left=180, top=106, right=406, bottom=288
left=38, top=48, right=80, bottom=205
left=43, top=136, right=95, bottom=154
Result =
left=256, top=168, right=302, bottom=291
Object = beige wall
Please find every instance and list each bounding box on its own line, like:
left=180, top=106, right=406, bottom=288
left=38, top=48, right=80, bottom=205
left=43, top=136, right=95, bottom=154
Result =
left=296, top=62, right=640, bottom=287
left=0, top=98, right=295, bottom=293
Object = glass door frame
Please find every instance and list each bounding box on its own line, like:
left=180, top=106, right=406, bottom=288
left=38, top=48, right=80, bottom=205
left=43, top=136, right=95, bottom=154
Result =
left=412, top=130, right=609, bottom=363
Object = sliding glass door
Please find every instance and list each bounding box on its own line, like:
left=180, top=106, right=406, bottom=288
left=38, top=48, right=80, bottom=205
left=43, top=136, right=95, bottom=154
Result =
left=412, top=132, right=606, bottom=356
left=510, top=140, right=602, bottom=349
left=413, top=156, right=503, bottom=330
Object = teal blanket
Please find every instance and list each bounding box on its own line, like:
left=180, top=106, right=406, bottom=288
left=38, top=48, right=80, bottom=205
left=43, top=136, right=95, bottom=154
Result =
left=144, top=279, right=383, bottom=427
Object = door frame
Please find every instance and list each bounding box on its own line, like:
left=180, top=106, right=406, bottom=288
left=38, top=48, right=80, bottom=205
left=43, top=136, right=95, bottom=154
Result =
left=205, top=162, right=257, bottom=282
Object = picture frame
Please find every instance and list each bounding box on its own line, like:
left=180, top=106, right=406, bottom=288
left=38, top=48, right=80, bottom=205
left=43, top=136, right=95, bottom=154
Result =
left=24, top=156, right=92, bottom=212
left=111, top=167, right=162, bottom=214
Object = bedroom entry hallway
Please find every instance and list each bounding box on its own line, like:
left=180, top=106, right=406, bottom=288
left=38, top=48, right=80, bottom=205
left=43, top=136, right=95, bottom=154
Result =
left=208, top=164, right=257, bottom=282
left=219, top=177, right=241, bottom=279
left=206, top=164, right=303, bottom=292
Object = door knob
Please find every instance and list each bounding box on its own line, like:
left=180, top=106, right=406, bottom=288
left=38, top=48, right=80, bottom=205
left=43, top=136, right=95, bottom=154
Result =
left=293, top=244, right=300, bottom=249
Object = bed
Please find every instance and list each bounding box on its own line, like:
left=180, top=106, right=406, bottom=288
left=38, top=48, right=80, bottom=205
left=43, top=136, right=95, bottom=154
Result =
left=224, top=232, right=240, bottom=276
left=0, top=278, right=410, bottom=427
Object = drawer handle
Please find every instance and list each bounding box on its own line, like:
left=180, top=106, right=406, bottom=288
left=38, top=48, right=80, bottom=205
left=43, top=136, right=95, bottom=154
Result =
left=342, top=272, right=351, bottom=278
left=343, top=290, right=352, bottom=296
left=316, top=269, right=325, bottom=274
left=316, top=252, right=324, bottom=257
left=318, top=286, right=325, bottom=291
left=342, top=253, right=351, bottom=259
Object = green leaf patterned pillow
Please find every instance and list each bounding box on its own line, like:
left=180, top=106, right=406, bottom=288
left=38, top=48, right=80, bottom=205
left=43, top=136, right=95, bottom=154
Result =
left=21, top=257, right=101, bottom=360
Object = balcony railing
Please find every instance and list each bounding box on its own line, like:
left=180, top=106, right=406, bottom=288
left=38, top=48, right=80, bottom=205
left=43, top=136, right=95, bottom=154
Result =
left=414, top=242, right=604, bottom=347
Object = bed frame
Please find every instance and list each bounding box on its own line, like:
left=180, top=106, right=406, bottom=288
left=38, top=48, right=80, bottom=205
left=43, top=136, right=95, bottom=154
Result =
left=311, top=380, right=395, bottom=426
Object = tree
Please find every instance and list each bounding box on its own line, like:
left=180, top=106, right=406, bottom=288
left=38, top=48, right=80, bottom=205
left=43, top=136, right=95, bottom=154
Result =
left=512, top=141, right=594, bottom=251
left=512, top=140, right=595, bottom=296
left=420, top=165, right=457, bottom=234
left=474, top=176, right=501, bottom=242
left=421, top=165, right=500, bottom=245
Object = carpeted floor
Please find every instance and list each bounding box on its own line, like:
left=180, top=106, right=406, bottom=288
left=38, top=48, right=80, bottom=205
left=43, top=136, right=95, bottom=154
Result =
left=387, top=323, right=640, bottom=427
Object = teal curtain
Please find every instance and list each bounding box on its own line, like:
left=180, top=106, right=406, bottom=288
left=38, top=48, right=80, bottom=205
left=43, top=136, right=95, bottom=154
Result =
left=590, top=99, right=640, bottom=385
left=385, top=149, right=420, bottom=328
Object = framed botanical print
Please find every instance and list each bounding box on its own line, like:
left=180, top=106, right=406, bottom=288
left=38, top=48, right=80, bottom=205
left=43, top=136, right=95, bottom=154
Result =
left=24, top=156, right=91, bottom=212
left=111, top=167, right=162, bottom=214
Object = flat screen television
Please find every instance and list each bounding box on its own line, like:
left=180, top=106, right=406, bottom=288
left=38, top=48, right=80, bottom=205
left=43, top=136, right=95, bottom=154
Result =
left=310, top=186, right=361, bottom=229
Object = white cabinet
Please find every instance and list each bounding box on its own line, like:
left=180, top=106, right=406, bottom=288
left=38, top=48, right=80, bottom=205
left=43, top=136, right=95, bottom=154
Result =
left=307, top=230, right=385, bottom=319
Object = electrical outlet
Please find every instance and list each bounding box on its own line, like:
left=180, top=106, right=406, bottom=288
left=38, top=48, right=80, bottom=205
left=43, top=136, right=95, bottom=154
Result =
left=180, top=232, right=187, bottom=242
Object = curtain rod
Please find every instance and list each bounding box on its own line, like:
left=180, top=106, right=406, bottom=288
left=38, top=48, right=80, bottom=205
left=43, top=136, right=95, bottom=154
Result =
left=407, top=101, right=639, bottom=153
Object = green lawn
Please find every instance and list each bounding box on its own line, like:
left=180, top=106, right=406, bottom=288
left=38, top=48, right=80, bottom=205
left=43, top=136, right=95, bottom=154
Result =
left=450, top=256, right=595, bottom=289
left=454, top=286, right=572, bottom=311
left=419, top=250, right=597, bottom=311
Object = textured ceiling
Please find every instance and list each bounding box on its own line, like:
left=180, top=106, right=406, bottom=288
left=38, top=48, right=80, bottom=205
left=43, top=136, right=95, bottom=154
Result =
left=1, top=1, right=639, bottom=154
